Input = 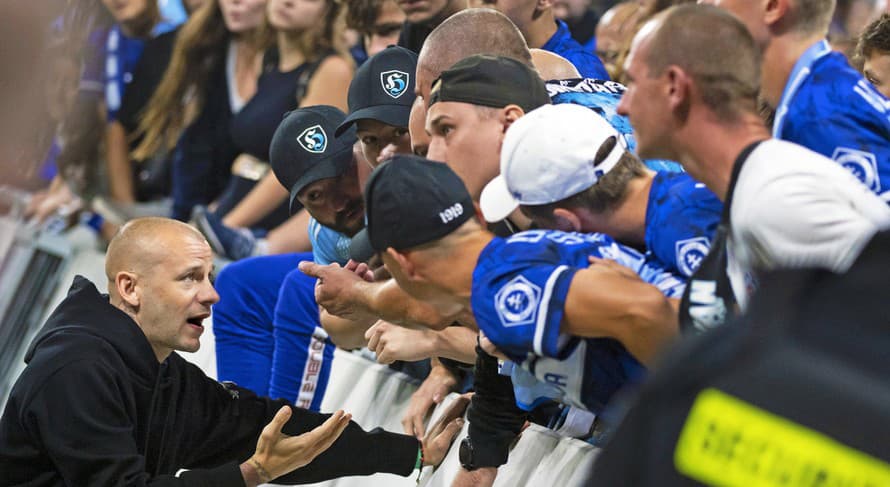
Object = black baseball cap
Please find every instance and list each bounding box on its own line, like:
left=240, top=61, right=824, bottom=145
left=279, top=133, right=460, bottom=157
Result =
left=428, top=55, right=551, bottom=113
left=348, top=155, right=474, bottom=261
left=335, top=46, right=418, bottom=137
left=270, top=105, right=357, bottom=214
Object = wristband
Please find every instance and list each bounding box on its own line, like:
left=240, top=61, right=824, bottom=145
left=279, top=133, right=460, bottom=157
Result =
left=415, top=444, right=425, bottom=484
left=249, top=457, right=272, bottom=484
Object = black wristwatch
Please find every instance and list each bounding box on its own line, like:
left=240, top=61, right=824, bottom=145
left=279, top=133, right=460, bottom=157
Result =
left=458, top=437, right=478, bottom=471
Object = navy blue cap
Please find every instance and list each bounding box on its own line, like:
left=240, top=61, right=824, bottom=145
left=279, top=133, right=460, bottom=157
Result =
left=335, top=46, right=418, bottom=137
left=270, top=106, right=357, bottom=214
left=349, top=155, right=474, bottom=260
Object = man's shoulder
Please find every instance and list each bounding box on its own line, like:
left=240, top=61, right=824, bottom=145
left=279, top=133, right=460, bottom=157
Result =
left=473, top=231, right=619, bottom=287
left=10, top=333, right=125, bottom=409
left=735, top=140, right=824, bottom=199
left=734, top=140, right=881, bottom=219
left=788, top=55, right=890, bottom=130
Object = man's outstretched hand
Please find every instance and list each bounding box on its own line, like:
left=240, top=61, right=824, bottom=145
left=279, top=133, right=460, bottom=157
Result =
left=242, top=407, right=351, bottom=486
left=299, top=261, right=377, bottom=321
left=422, top=393, right=471, bottom=467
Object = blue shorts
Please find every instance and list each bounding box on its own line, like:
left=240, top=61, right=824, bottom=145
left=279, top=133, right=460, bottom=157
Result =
left=213, top=253, right=335, bottom=411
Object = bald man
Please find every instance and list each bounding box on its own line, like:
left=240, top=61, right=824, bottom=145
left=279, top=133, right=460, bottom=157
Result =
left=0, top=217, right=460, bottom=486
left=594, top=1, right=642, bottom=79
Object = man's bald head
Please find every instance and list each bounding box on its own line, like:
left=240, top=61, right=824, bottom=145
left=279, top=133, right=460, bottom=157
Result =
left=530, top=48, right=581, bottom=80
left=105, top=218, right=207, bottom=286
left=417, top=9, right=533, bottom=99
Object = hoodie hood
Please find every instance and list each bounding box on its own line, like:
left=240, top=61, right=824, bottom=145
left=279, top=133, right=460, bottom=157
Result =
left=25, top=275, right=160, bottom=381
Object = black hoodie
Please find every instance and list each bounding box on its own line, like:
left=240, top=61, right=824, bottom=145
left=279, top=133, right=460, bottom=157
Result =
left=0, top=276, right=418, bottom=486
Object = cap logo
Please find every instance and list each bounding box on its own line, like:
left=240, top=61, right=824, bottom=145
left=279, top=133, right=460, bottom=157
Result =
left=438, top=202, right=464, bottom=224
left=381, top=70, right=409, bottom=99
left=297, top=125, right=327, bottom=154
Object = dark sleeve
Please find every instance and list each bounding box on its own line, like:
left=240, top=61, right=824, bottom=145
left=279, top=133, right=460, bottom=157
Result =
left=179, top=360, right=420, bottom=484
left=465, top=346, right=527, bottom=468
left=275, top=411, right=420, bottom=483
left=118, top=30, right=178, bottom=136
left=22, top=357, right=245, bottom=487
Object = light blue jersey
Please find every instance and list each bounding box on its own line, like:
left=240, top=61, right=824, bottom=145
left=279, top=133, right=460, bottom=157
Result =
left=308, top=217, right=352, bottom=265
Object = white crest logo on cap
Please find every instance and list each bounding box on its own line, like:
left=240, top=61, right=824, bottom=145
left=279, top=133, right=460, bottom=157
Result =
left=381, top=70, right=409, bottom=99
left=297, top=125, right=327, bottom=154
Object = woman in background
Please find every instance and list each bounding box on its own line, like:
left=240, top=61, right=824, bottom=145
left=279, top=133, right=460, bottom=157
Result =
left=133, top=0, right=268, bottom=222
left=193, top=0, right=353, bottom=260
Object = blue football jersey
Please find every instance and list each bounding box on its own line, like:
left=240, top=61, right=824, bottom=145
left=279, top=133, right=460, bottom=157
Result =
left=541, top=20, right=610, bottom=80
left=775, top=41, right=890, bottom=203
left=472, top=229, right=685, bottom=412
left=645, top=172, right=723, bottom=277
left=545, top=79, right=684, bottom=173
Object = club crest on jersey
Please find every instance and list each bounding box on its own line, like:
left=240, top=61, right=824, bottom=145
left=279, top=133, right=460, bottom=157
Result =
left=675, top=237, right=710, bottom=276
left=832, top=147, right=881, bottom=192
left=381, top=70, right=409, bottom=99
left=494, top=275, right=541, bottom=328
left=297, top=125, right=327, bottom=154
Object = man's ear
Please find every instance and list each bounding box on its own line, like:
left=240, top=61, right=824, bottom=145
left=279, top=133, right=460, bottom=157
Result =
left=501, top=105, right=526, bottom=133
left=763, top=0, right=788, bottom=28
left=115, top=271, right=141, bottom=309
left=552, top=207, right=583, bottom=232
left=665, top=66, right=692, bottom=122
left=536, top=0, right=553, bottom=13
left=386, top=247, right=418, bottom=279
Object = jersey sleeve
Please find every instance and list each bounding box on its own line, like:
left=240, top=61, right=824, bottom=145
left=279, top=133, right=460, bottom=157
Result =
left=472, top=242, right=580, bottom=361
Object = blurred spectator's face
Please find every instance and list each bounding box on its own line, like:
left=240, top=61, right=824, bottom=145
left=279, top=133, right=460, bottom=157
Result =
left=595, top=2, right=642, bottom=78
left=426, top=101, right=504, bottom=200
left=698, top=0, right=769, bottom=47
left=366, top=0, right=406, bottom=56
left=268, top=0, right=327, bottom=30
left=220, top=0, right=267, bottom=33
left=864, top=51, right=890, bottom=98
left=397, top=0, right=451, bottom=24
left=552, top=0, right=590, bottom=21
left=102, top=0, right=151, bottom=24
left=356, top=119, right=411, bottom=166
left=296, top=161, right=366, bottom=236
left=409, top=97, right=430, bottom=156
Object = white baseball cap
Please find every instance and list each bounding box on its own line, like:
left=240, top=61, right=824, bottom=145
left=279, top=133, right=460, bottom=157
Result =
left=480, top=103, right=628, bottom=223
